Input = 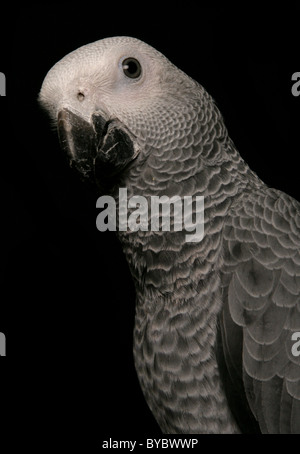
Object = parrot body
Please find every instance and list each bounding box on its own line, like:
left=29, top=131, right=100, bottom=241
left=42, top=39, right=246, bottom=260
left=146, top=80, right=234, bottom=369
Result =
left=39, top=37, right=300, bottom=433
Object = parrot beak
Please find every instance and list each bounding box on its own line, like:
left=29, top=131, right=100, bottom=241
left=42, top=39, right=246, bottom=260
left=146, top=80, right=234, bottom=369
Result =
left=57, top=108, right=139, bottom=191
left=57, top=108, right=97, bottom=182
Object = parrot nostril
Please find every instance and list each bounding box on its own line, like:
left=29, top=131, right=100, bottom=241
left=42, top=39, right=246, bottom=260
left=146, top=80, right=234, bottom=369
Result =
left=77, top=91, right=85, bottom=101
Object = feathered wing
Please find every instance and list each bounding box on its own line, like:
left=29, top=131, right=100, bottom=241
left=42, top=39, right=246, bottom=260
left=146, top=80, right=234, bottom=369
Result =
left=217, top=186, right=300, bottom=433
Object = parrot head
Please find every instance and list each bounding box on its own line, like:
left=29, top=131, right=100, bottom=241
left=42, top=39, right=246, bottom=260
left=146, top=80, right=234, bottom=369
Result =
left=39, top=36, right=209, bottom=192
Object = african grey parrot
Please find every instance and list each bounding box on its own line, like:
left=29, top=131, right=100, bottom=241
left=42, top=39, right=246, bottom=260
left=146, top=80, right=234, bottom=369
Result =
left=39, top=36, right=300, bottom=434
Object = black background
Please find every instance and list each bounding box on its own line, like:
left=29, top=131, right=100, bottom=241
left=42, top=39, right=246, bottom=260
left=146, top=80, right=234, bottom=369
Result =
left=1, top=3, right=299, bottom=447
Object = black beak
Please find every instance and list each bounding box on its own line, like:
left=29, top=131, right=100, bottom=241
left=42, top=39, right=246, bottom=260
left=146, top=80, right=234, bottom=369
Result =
left=57, top=108, right=138, bottom=191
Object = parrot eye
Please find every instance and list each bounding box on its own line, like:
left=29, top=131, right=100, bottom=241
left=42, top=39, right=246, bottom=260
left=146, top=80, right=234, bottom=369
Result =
left=122, top=58, right=142, bottom=79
